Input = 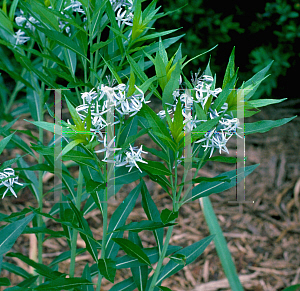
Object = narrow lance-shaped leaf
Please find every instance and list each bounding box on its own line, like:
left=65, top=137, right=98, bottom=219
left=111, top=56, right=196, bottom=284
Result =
left=33, top=277, right=93, bottom=290
left=244, top=116, right=296, bottom=135
left=200, top=197, right=244, bottom=291
left=98, top=258, right=116, bottom=283
left=0, top=213, right=35, bottom=257
left=154, top=235, right=215, bottom=286
left=111, top=238, right=152, bottom=267
left=181, top=164, right=260, bottom=204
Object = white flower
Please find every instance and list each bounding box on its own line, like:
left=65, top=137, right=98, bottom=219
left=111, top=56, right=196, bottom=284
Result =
left=182, top=111, right=201, bottom=131
left=95, top=135, right=122, bottom=161
left=13, top=29, right=30, bottom=46
left=194, top=128, right=217, bottom=158
left=116, top=144, right=148, bottom=173
left=0, top=168, right=23, bottom=199
left=220, top=117, right=243, bottom=139
left=172, top=90, right=180, bottom=98
left=81, top=88, right=98, bottom=104
left=64, top=0, right=85, bottom=14
left=157, top=108, right=173, bottom=119
left=212, top=131, right=231, bottom=155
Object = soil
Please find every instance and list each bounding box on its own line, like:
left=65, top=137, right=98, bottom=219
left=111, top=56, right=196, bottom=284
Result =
left=0, top=97, right=300, bottom=291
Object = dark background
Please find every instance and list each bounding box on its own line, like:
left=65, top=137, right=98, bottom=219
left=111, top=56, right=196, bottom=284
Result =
left=154, top=0, right=300, bottom=100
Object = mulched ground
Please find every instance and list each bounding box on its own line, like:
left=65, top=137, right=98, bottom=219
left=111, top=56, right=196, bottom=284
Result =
left=1, top=97, right=300, bottom=291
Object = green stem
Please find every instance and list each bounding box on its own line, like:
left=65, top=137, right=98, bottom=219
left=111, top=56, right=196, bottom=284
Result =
left=178, top=145, right=209, bottom=207
left=5, top=40, right=35, bottom=115
left=37, top=51, right=48, bottom=284
left=148, top=225, right=175, bottom=291
left=96, top=163, right=109, bottom=291
left=149, top=153, right=179, bottom=291
left=69, top=167, right=84, bottom=277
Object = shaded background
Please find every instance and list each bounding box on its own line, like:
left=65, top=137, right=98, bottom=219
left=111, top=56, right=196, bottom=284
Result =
left=155, top=0, right=300, bottom=100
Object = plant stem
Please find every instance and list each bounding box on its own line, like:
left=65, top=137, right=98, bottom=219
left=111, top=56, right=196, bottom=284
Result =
left=96, top=163, right=109, bottom=291
left=69, top=167, right=84, bottom=277
left=148, top=225, right=174, bottom=291
left=178, top=146, right=209, bottom=207
left=149, top=153, right=179, bottom=291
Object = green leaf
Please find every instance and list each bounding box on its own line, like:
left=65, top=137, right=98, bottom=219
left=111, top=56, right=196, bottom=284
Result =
left=0, top=62, right=34, bottom=90
left=211, top=70, right=238, bottom=112
left=0, top=132, right=14, bottom=155
left=98, top=258, right=116, bottom=283
left=169, top=97, right=184, bottom=142
left=1, top=261, right=32, bottom=279
left=9, top=0, right=20, bottom=21
left=111, top=167, right=147, bottom=186
left=108, top=277, right=136, bottom=291
left=115, top=245, right=182, bottom=270
left=158, top=286, right=172, bottom=291
left=0, top=277, right=10, bottom=286
left=246, top=98, right=287, bottom=108
left=6, top=252, right=65, bottom=280
left=49, top=249, right=86, bottom=267
left=110, top=221, right=177, bottom=233
left=67, top=198, right=99, bottom=262
left=155, top=235, right=214, bottom=285
left=128, top=231, right=148, bottom=291
left=182, top=44, right=218, bottom=70
left=24, top=120, right=59, bottom=134
left=155, top=53, right=168, bottom=91
left=222, top=47, right=235, bottom=89
left=147, top=173, right=171, bottom=195
left=106, top=183, right=142, bottom=259
left=100, top=54, right=122, bottom=84
left=105, top=0, right=124, bottom=54
left=244, top=116, right=296, bottom=135
left=282, top=284, right=300, bottom=291
left=162, top=62, right=181, bottom=105
left=111, top=238, right=151, bottom=267
left=13, top=52, right=58, bottom=89
left=168, top=254, right=186, bottom=266
left=185, top=164, right=260, bottom=203
left=33, top=278, right=93, bottom=290
left=192, top=116, right=222, bottom=139
left=65, top=98, right=84, bottom=130
left=16, top=157, right=40, bottom=203
left=36, top=27, right=89, bottom=61
left=0, top=9, right=13, bottom=33
left=158, top=37, right=168, bottom=65
left=126, top=54, right=161, bottom=100
left=179, top=175, right=231, bottom=186
left=134, top=29, right=180, bottom=45
left=138, top=160, right=172, bottom=176
left=138, top=104, right=176, bottom=153
left=58, top=139, right=86, bottom=160
left=30, top=208, right=102, bottom=249
left=81, top=263, right=94, bottom=291
left=200, top=197, right=244, bottom=290
left=193, top=100, right=207, bottom=121
left=30, top=0, right=59, bottom=30
left=141, top=180, right=164, bottom=256
left=0, top=214, right=35, bottom=257
left=160, top=209, right=179, bottom=224
left=208, top=156, right=245, bottom=163
left=242, top=61, right=273, bottom=101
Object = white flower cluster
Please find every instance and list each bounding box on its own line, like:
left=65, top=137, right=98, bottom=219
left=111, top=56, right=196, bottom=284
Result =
left=73, top=82, right=149, bottom=173
left=157, top=72, right=242, bottom=158
left=13, top=0, right=132, bottom=46
left=110, top=0, right=134, bottom=27
left=0, top=168, right=23, bottom=199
